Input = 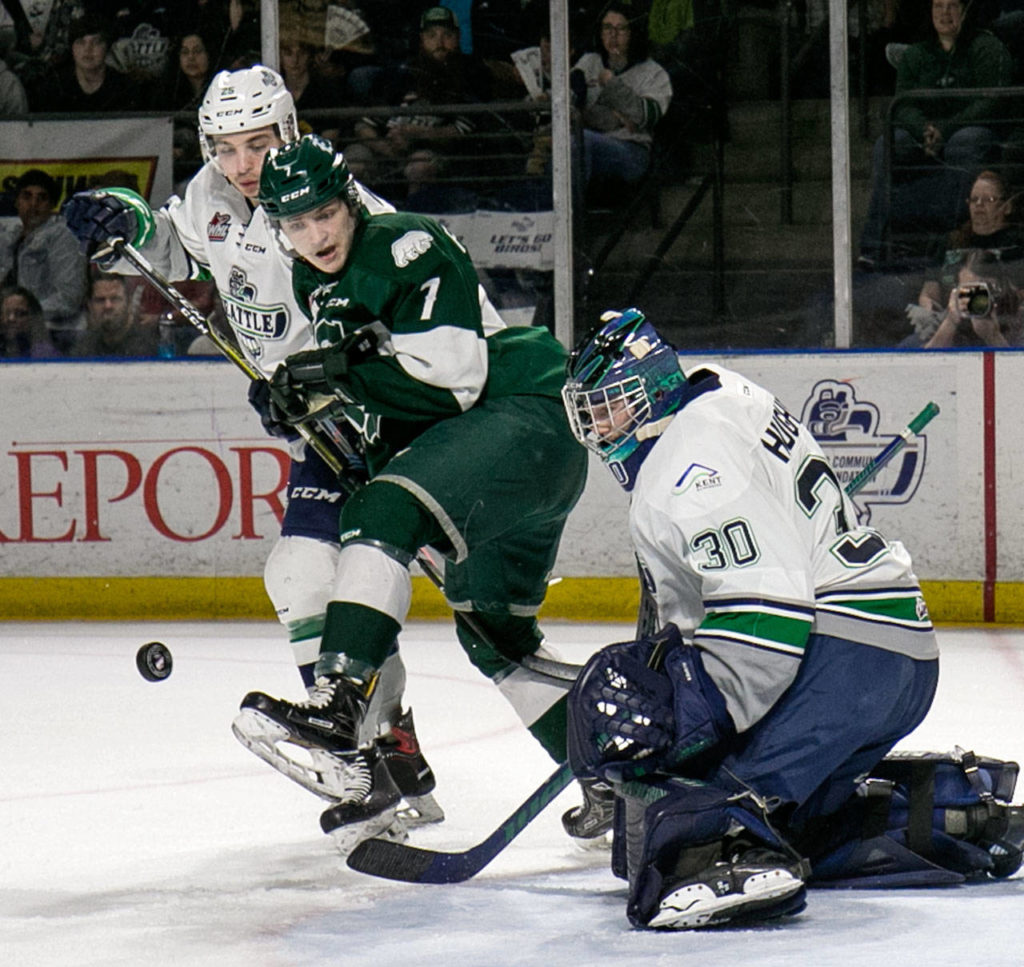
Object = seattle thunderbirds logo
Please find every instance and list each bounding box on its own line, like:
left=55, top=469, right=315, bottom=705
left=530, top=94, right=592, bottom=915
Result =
left=223, top=267, right=289, bottom=361
left=801, top=380, right=927, bottom=524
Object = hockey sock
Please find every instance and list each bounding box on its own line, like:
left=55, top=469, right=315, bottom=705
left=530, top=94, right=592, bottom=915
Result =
left=319, top=600, right=401, bottom=672
left=528, top=696, right=568, bottom=762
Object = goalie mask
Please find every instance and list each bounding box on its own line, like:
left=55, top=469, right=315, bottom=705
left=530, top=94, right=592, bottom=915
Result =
left=198, top=66, right=299, bottom=162
left=258, top=133, right=363, bottom=220
left=562, top=308, right=688, bottom=490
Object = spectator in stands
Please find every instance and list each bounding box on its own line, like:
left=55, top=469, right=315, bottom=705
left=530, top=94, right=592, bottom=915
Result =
left=570, top=2, right=673, bottom=194
left=3, top=0, right=85, bottom=98
left=917, top=169, right=1023, bottom=310
left=72, top=273, right=160, bottom=358
left=150, top=30, right=216, bottom=111
left=916, top=247, right=1024, bottom=346
left=0, top=168, right=87, bottom=353
left=0, top=285, right=59, bottom=358
left=354, top=6, right=493, bottom=169
left=279, top=25, right=343, bottom=142
left=136, top=277, right=226, bottom=356
left=315, top=1, right=387, bottom=105
left=441, top=0, right=527, bottom=61
left=0, top=27, right=28, bottom=114
left=33, top=16, right=141, bottom=112
left=509, top=11, right=551, bottom=103
left=858, top=0, right=1013, bottom=267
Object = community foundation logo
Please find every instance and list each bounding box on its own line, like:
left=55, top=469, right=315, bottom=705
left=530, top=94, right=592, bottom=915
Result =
left=800, top=380, right=927, bottom=524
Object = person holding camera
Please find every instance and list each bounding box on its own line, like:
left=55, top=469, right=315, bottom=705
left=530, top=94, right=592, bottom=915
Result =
left=922, top=248, right=1024, bottom=347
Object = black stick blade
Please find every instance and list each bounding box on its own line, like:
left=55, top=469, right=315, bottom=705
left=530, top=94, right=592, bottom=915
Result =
left=347, top=763, right=574, bottom=884
left=347, top=838, right=476, bottom=883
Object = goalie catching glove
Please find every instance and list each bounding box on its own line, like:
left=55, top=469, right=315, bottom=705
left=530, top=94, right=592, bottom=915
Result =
left=269, top=324, right=384, bottom=423
left=62, top=188, right=156, bottom=259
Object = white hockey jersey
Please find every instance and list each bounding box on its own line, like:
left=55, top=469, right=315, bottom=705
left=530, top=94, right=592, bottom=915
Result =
left=631, top=363, right=937, bottom=734
left=116, top=162, right=394, bottom=379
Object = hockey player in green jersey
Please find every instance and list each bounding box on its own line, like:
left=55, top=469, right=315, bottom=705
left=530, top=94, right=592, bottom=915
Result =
left=62, top=67, right=443, bottom=828
left=236, top=134, right=588, bottom=851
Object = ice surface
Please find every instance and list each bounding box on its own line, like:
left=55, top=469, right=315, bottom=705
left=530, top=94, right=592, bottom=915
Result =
left=2, top=621, right=1023, bottom=966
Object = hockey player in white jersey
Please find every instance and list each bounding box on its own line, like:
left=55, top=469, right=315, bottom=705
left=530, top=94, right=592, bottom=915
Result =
left=61, top=66, right=442, bottom=829
left=560, top=308, right=950, bottom=928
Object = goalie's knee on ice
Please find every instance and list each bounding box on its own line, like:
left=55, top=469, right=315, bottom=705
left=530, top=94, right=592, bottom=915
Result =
left=618, top=777, right=804, bottom=927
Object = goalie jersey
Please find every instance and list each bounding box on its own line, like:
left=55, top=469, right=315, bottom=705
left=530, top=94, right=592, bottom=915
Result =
left=631, top=363, right=937, bottom=734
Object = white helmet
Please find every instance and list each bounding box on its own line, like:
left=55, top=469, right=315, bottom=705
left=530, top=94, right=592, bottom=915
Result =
left=198, top=66, right=299, bottom=162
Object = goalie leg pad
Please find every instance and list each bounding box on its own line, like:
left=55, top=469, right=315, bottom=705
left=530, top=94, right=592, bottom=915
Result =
left=801, top=749, right=1024, bottom=885
left=620, top=777, right=808, bottom=928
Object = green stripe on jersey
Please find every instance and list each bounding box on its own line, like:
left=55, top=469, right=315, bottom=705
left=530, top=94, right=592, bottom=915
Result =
left=699, top=610, right=811, bottom=650
left=818, top=593, right=931, bottom=625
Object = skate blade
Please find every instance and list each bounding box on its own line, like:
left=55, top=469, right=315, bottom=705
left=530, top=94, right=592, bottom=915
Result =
left=397, top=792, right=445, bottom=827
left=648, top=871, right=805, bottom=930
left=329, top=808, right=407, bottom=858
left=232, top=708, right=366, bottom=802
left=567, top=830, right=614, bottom=852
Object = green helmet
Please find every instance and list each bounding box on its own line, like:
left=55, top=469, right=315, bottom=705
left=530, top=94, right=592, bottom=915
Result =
left=259, top=133, right=359, bottom=219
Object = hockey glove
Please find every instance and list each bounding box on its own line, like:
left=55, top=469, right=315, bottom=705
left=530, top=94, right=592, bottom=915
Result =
left=62, top=188, right=156, bottom=259
left=269, top=326, right=384, bottom=424
left=247, top=378, right=299, bottom=441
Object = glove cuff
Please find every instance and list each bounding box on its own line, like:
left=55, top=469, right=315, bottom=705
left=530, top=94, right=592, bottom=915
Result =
left=322, top=346, right=353, bottom=389
left=98, top=187, right=156, bottom=247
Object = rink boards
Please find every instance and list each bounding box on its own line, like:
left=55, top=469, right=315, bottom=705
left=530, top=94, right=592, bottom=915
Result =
left=0, top=352, right=1020, bottom=622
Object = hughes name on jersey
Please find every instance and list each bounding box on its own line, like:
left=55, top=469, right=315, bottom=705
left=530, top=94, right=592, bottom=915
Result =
left=631, top=364, right=937, bottom=733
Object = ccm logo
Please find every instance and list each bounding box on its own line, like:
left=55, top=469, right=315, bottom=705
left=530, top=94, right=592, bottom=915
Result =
left=289, top=486, right=342, bottom=503
left=281, top=187, right=310, bottom=202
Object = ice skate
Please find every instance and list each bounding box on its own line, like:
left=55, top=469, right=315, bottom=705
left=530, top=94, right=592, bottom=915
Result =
left=377, top=708, right=445, bottom=827
left=232, top=674, right=376, bottom=802
left=562, top=778, right=615, bottom=847
left=319, top=744, right=405, bottom=856
left=647, top=847, right=809, bottom=930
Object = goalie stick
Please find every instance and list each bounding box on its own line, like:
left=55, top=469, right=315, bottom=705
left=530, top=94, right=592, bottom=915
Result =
left=349, top=401, right=943, bottom=884
left=111, top=239, right=580, bottom=683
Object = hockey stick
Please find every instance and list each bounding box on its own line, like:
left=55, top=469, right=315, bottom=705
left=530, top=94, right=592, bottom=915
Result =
left=111, top=239, right=358, bottom=482
left=345, top=627, right=678, bottom=884
left=844, top=401, right=939, bottom=497
left=112, top=240, right=579, bottom=683
left=346, top=762, right=573, bottom=883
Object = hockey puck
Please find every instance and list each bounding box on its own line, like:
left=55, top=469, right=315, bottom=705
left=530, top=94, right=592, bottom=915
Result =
left=136, top=641, right=173, bottom=681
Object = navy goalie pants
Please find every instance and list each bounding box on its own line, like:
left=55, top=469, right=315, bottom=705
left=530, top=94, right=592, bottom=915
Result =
left=712, top=633, right=939, bottom=829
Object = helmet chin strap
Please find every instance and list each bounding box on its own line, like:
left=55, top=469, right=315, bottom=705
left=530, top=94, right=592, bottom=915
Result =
left=636, top=415, right=674, bottom=441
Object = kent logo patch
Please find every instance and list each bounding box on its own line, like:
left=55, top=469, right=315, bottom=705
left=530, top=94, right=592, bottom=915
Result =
left=673, top=463, right=721, bottom=494
left=391, top=230, right=433, bottom=267
left=208, top=212, right=231, bottom=242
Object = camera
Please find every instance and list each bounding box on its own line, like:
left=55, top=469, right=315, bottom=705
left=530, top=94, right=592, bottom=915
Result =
left=956, top=281, right=1001, bottom=319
